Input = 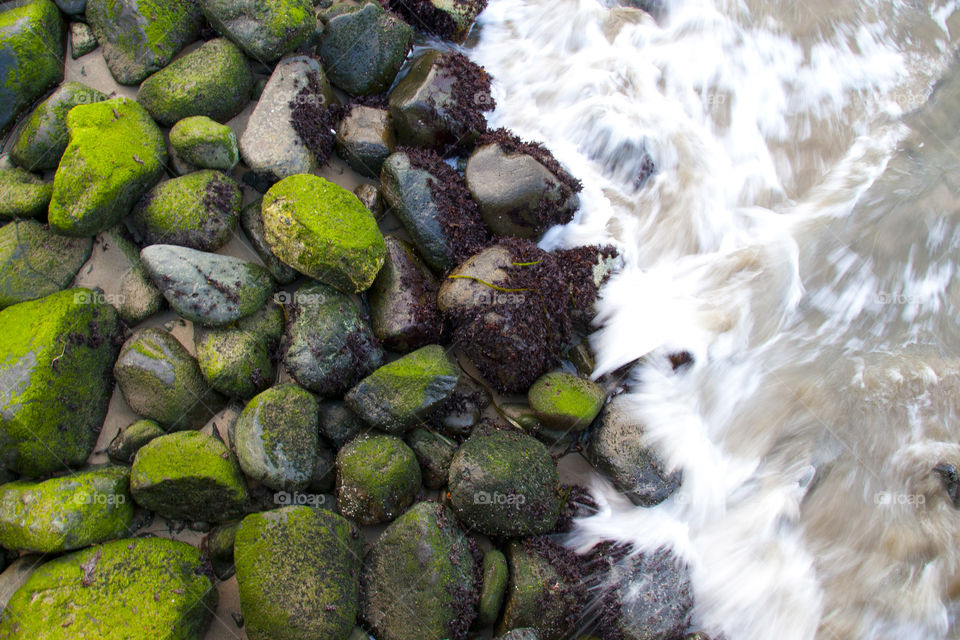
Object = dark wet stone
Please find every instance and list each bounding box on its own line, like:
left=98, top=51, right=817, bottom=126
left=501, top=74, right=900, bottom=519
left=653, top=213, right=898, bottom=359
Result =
left=318, top=400, right=367, bottom=449
left=336, top=105, right=395, bottom=178
left=107, top=418, right=165, bottom=464
left=606, top=549, right=694, bottom=640
left=335, top=433, right=420, bottom=524
left=405, top=427, right=457, bottom=490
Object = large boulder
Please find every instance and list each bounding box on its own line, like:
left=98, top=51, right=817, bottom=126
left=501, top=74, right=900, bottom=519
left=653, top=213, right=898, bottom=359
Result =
left=335, top=433, right=420, bottom=524
left=0, top=220, right=92, bottom=309
left=198, top=0, right=315, bottom=63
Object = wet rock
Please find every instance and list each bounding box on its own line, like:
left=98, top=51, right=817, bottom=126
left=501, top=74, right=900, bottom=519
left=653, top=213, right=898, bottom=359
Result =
left=114, top=328, right=226, bottom=430
left=335, top=433, right=420, bottom=524
left=140, top=244, right=275, bottom=327
left=8, top=82, right=106, bottom=172
left=319, top=400, right=367, bottom=448
left=382, top=0, right=486, bottom=42
left=309, top=442, right=336, bottom=493
left=345, top=344, right=460, bottom=436
left=137, top=37, right=253, bottom=126
left=318, top=2, right=412, bottom=96
left=107, top=418, right=165, bottom=464
left=281, top=282, right=384, bottom=396
left=448, top=425, right=560, bottom=537
left=194, top=301, right=283, bottom=399
left=0, top=538, right=217, bottom=638
left=235, top=383, right=319, bottom=492
left=0, top=289, right=120, bottom=477
left=388, top=50, right=493, bottom=150
left=0, top=466, right=133, bottom=552
left=353, top=182, right=383, bottom=218
left=586, top=395, right=681, bottom=506
left=605, top=549, right=694, bottom=640
left=202, top=520, right=240, bottom=580
left=69, top=21, right=97, bottom=58
left=427, top=375, right=489, bottom=438
left=127, top=170, right=241, bottom=252
left=477, top=548, right=509, bottom=629
left=0, top=0, right=65, bottom=135
left=48, top=97, right=166, bottom=237
left=86, top=0, right=202, bottom=85
left=198, top=0, right=316, bottom=63
left=169, top=116, right=240, bottom=174
left=380, top=148, right=488, bottom=272
left=130, top=430, right=248, bottom=522
left=0, top=220, right=92, bottom=309
left=336, top=105, right=395, bottom=177
left=406, top=428, right=456, bottom=490
left=368, top=236, right=442, bottom=353
left=240, top=56, right=337, bottom=179
left=56, top=0, right=87, bottom=15
left=239, top=199, right=298, bottom=284
left=527, top=371, right=605, bottom=431
left=234, top=506, right=362, bottom=640
left=0, top=168, right=51, bottom=220
left=362, top=501, right=479, bottom=640
left=262, top=174, right=385, bottom=292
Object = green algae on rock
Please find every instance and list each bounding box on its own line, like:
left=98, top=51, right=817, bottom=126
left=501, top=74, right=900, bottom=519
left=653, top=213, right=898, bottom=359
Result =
left=130, top=430, right=248, bottom=522
left=477, top=548, right=509, bottom=629
left=48, top=97, right=166, bottom=237
left=169, top=116, right=239, bottom=173
left=335, top=433, right=420, bottom=524
left=69, top=21, right=97, bottom=58
left=107, top=418, right=164, bottom=464
left=137, top=37, right=253, bottom=126
left=0, top=289, right=120, bottom=477
left=234, top=506, right=362, bottom=640
left=0, top=0, right=65, bottom=136
left=0, top=466, right=133, bottom=553
left=198, top=0, right=316, bottom=63
left=239, top=198, right=298, bottom=284
left=202, top=519, right=240, bottom=580
left=527, top=371, right=605, bottom=431
left=86, top=0, right=202, bottom=85
left=361, top=501, right=479, bottom=640
left=0, top=168, right=52, bottom=219
left=0, top=537, right=217, bottom=639
left=262, top=173, right=386, bottom=293
left=345, top=344, right=460, bottom=436
left=0, top=220, right=92, bottom=309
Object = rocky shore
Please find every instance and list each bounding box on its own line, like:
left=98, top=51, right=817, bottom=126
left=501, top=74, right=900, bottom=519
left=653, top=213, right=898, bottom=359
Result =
left=0, top=0, right=705, bottom=638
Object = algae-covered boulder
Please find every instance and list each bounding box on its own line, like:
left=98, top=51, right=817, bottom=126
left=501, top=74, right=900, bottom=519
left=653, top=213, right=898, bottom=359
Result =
left=137, top=37, right=253, bottom=126
left=335, top=434, right=420, bottom=524
left=140, top=244, right=275, bottom=327
left=448, top=425, right=560, bottom=537
left=362, top=501, right=479, bottom=640
left=234, top=506, right=362, bottom=640
left=130, top=430, right=248, bottom=522
left=262, top=174, right=385, bottom=293
left=0, top=537, right=217, bottom=639
left=336, top=105, right=395, bottom=177
left=195, top=301, right=283, bottom=398
left=0, top=0, right=65, bottom=136
left=127, top=170, right=241, bottom=251
left=48, top=97, right=166, bottom=237
left=69, top=21, right=97, bottom=58
left=0, top=220, right=92, bottom=309
left=345, top=345, right=460, bottom=435
left=8, top=82, right=106, bottom=171
left=0, top=289, right=120, bottom=477
left=86, top=0, right=202, bottom=85
left=0, top=168, right=51, bottom=219
left=235, top=383, right=319, bottom=492
left=281, top=282, right=384, bottom=397
left=169, top=116, right=239, bottom=173
left=239, top=199, right=298, bottom=284
left=477, top=548, right=509, bottom=629
left=107, top=418, right=164, bottom=464
left=527, top=371, right=605, bottom=431
left=113, top=328, right=225, bottom=430
left=0, top=466, right=132, bottom=553
left=199, top=0, right=316, bottom=63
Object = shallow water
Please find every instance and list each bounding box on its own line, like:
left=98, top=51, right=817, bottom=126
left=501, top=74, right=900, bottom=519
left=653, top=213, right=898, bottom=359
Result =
left=469, top=0, right=960, bottom=637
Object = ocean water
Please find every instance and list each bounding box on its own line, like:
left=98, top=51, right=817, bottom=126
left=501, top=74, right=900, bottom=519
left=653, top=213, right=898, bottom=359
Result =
left=469, top=0, right=960, bottom=638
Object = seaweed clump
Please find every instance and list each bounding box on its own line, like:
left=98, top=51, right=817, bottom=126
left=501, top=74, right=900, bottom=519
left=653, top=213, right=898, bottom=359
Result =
left=381, top=0, right=488, bottom=41
left=289, top=70, right=344, bottom=165
left=433, top=52, right=495, bottom=141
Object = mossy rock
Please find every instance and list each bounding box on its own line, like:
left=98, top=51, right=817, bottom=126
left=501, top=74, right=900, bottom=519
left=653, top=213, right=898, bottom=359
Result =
left=127, top=170, right=241, bottom=252
left=281, top=281, right=384, bottom=397
left=169, top=116, right=239, bottom=173
left=86, top=0, right=202, bottom=85
left=194, top=301, right=283, bottom=398
left=0, top=220, right=92, bottom=309
left=113, top=327, right=226, bottom=430
left=345, top=344, right=460, bottom=436
left=69, top=21, right=97, bottom=58
left=0, top=289, right=120, bottom=477
left=261, top=174, right=386, bottom=293
left=0, top=537, right=217, bottom=639
left=527, top=371, right=605, bottom=431
left=107, top=418, right=164, bottom=464
left=0, top=168, right=51, bottom=219
left=48, top=97, right=166, bottom=237
left=0, top=0, right=65, bottom=136
left=405, top=428, right=457, bottom=490
left=235, top=383, right=319, bottom=492
left=0, top=465, right=133, bottom=553
left=477, top=548, right=509, bottom=629
left=198, top=0, right=316, bottom=63
left=234, top=506, right=362, bottom=640
left=335, top=433, right=420, bottom=525
left=130, top=430, right=248, bottom=522
left=447, top=427, right=560, bottom=537
left=202, top=519, right=240, bottom=580
left=8, top=82, right=107, bottom=171
left=361, top=501, right=478, bottom=640
left=239, top=198, right=298, bottom=284
left=137, top=37, right=253, bottom=126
